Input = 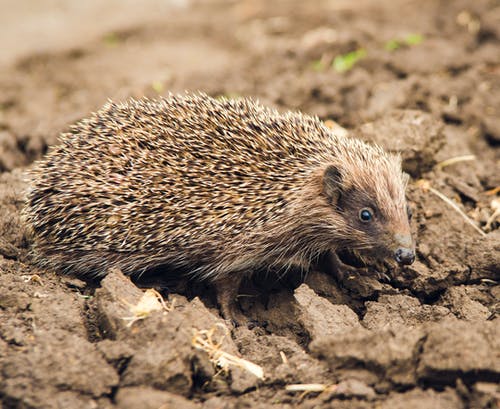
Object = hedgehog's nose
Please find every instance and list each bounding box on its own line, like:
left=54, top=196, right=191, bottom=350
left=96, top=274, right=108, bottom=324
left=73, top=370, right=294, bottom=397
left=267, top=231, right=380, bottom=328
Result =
left=394, top=248, right=415, bottom=265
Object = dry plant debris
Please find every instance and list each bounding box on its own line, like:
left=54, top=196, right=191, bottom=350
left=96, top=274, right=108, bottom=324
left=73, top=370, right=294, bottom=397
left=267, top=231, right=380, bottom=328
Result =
left=192, top=324, right=264, bottom=379
left=485, top=198, right=500, bottom=230
left=435, top=154, right=476, bottom=170
left=21, top=274, right=43, bottom=284
left=416, top=179, right=487, bottom=237
left=122, top=289, right=173, bottom=327
left=280, top=350, right=288, bottom=364
left=286, top=383, right=338, bottom=400
left=486, top=187, right=500, bottom=196
left=286, top=383, right=335, bottom=392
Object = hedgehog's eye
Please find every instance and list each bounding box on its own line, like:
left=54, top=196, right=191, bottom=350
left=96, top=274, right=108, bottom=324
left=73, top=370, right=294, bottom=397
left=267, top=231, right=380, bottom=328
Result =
left=406, top=205, right=413, bottom=221
left=359, top=208, right=373, bottom=223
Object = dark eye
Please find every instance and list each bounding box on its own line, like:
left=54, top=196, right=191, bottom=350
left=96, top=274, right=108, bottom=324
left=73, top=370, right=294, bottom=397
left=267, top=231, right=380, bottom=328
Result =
left=359, top=208, right=373, bottom=222
left=407, top=205, right=413, bottom=221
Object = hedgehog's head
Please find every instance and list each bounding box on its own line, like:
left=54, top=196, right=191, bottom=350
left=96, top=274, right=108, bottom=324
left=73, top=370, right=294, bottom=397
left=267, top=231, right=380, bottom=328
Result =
left=321, top=151, right=415, bottom=267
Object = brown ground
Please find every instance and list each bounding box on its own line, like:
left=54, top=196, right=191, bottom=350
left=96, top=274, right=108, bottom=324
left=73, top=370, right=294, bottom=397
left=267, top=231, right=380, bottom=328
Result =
left=0, top=0, right=499, bottom=408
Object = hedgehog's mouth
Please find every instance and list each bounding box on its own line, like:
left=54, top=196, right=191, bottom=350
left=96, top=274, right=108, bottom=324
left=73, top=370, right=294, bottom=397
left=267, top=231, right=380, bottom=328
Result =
left=335, top=248, right=396, bottom=281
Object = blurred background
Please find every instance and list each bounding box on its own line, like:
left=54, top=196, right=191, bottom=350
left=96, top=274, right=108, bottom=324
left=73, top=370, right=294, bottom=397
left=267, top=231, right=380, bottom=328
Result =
left=1, top=0, right=499, bottom=170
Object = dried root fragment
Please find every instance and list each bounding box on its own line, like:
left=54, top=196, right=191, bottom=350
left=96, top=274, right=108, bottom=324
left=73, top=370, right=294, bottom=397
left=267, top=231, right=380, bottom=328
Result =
left=286, top=383, right=338, bottom=400
left=122, top=289, right=173, bottom=327
left=286, top=383, right=335, bottom=392
left=192, top=324, right=264, bottom=379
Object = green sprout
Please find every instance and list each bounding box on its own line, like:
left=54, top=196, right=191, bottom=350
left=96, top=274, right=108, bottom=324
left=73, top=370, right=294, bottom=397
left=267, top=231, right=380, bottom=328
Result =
left=404, top=33, right=424, bottom=46
left=103, top=32, right=121, bottom=47
left=384, top=39, right=401, bottom=51
left=385, top=33, right=424, bottom=51
left=332, top=48, right=367, bottom=73
left=311, top=59, right=326, bottom=72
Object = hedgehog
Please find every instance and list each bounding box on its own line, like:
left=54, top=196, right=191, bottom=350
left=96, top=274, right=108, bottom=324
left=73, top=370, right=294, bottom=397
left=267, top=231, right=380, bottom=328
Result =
left=23, top=93, right=415, bottom=323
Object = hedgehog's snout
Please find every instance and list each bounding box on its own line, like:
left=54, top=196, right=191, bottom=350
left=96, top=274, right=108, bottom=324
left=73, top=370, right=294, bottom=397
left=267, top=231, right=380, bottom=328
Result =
left=394, top=247, right=415, bottom=265
left=393, top=233, right=415, bottom=265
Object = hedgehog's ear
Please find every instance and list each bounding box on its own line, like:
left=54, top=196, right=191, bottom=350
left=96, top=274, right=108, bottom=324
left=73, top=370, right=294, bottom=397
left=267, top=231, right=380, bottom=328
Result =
left=322, top=165, right=342, bottom=205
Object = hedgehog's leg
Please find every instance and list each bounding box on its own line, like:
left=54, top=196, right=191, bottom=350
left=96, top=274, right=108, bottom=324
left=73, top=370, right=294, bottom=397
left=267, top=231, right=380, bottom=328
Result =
left=215, top=275, right=247, bottom=326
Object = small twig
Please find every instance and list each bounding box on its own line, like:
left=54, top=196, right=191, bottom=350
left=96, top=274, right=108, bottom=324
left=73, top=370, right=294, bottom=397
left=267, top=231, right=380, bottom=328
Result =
left=480, top=278, right=498, bottom=285
left=286, top=383, right=331, bottom=392
left=417, top=180, right=486, bottom=237
left=485, top=186, right=500, bottom=196
left=435, top=154, right=476, bottom=170
left=286, top=383, right=338, bottom=400
left=285, top=383, right=337, bottom=400
left=280, top=351, right=288, bottom=364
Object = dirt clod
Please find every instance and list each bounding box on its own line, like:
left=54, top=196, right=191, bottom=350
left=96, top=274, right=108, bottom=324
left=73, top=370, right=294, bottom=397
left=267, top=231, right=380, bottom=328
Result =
left=382, top=388, right=464, bottom=409
left=356, top=110, right=445, bottom=177
left=417, top=321, right=500, bottom=384
left=294, top=284, right=361, bottom=338
left=310, top=326, right=425, bottom=386
left=363, top=294, right=453, bottom=330
left=115, top=387, right=200, bottom=409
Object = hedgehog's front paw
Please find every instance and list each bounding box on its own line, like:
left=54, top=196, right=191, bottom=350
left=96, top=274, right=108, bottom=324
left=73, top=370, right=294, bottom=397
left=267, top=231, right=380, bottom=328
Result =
left=326, top=251, right=369, bottom=281
left=221, top=306, right=248, bottom=328
left=215, top=278, right=250, bottom=327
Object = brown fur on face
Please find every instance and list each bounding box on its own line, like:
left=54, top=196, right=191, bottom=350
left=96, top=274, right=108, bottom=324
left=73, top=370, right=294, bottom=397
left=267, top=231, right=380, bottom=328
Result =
left=319, top=155, right=413, bottom=260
